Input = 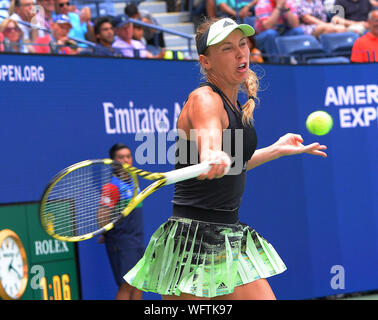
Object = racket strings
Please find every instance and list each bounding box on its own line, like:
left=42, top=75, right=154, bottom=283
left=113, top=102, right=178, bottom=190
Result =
left=42, top=162, right=136, bottom=237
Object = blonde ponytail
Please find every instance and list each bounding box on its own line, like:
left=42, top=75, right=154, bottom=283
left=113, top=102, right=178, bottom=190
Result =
left=241, top=68, right=259, bottom=126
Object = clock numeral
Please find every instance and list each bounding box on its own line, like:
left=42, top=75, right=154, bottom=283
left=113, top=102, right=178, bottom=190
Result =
left=62, top=274, right=71, bottom=300
left=40, top=274, right=72, bottom=300
left=52, top=275, right=62, bottom=300
left=40, top=277, right=48, bottom=300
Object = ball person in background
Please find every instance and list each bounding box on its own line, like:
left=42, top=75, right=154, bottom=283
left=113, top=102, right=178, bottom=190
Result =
left=98, top=143, right=144, bottom=300
left=124, top=17, right=327, bottom=300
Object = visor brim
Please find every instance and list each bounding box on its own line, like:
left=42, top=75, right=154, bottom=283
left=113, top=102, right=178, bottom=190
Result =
left=207, top=24, right=255, bottom=47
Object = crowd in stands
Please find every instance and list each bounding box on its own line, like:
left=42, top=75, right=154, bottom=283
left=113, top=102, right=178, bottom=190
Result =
left=0, top=0, right=377, bottom=63
left=195, top=0, right=378, bottom=62
left=0, top=0, right=168, bottom=57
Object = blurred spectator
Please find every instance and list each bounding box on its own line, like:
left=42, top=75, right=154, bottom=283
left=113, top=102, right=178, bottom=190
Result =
left=124, top=3, right=165, bottom=51
left=34, top=13, right=78, bottom=54
left=332, top=0, right=373, bottom=34
left=216, top=0, right=258, bottom=21
left=36, top=0, right=54, bottom=35
left=92, top=16, right=122, bottom=57
left=206, top=0, right=217, bottom=17
left=255, top=0, right=304, bottom=62
left=55, top=0, right=94, bottom=43
left=0, top=31, right=4, bottom=51
left=323, top=0, right=336, bottom=16
left=247, top=34, right=264, bottom=62
left=298, top=0, right=347, bottom=37
left=112, top=14, right=145, bottom=57
left=8, top=0, right=36, bottom=41
left=132, top=22, right=144, bottom=42
left=112, top=14, right=164, bottom=58
left=351, top=9, right=378, bottom=62
left=0, top=18, right=28, bottom=52
left=124, top=3, right=138, bottom=19
left=189, top=0, right=208, bottom=28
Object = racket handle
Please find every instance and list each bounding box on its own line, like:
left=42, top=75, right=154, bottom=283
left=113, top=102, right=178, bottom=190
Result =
left=164, top=154, right=231, bottom=185
left=164, top=162, right=211, bottom=185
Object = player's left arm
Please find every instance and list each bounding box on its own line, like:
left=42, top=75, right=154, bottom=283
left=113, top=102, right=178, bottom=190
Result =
left=246, top=133, right=327, bottom=171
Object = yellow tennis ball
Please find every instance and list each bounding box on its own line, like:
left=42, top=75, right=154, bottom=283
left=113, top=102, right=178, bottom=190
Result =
left=306, top=111, right=333, bottom=136
left=164, top=50, right=173, bottom=60
left=164, top=50, right=184, bottom=60
left=177, top=51, right=184, bottom=60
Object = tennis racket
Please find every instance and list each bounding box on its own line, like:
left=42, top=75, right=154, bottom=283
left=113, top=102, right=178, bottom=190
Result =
left=40, top=158, right=230, bottom=242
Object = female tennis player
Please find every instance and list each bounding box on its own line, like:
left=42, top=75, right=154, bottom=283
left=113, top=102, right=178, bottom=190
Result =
left=124, top=17, right=327, bottom=300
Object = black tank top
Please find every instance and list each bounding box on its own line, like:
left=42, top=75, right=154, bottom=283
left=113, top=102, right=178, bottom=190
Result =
left=172, top=82, right=258, bottom=217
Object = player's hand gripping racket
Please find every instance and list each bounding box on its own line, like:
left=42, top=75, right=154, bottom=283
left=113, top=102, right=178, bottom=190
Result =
left=40, top=157, right=231, bottom=242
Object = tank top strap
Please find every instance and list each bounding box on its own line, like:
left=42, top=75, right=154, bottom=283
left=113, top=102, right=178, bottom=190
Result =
left=199, top=82, right=242, bottom=116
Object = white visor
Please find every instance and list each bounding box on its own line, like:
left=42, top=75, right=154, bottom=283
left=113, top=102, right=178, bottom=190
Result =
left=197, top=18, right=255, bottom=55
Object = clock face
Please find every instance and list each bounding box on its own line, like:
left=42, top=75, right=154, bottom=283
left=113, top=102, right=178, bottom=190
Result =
left=0, top=231, right=28, bottom=300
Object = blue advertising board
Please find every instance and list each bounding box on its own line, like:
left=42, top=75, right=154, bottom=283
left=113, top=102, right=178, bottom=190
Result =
left=0, top=53, right=377, bottom=300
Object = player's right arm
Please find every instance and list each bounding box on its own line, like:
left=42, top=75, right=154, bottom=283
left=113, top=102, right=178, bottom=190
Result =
left=177, top=87, right=230, bottom=179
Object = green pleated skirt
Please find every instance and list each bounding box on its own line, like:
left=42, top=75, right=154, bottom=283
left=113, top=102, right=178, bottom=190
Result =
left=124, top=217, right=287, bottom=298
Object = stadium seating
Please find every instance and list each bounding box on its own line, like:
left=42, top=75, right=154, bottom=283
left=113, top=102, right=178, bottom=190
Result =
left=275, top=35, right=326, bottom=63
left=319, top=32, right=359, bottom=57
